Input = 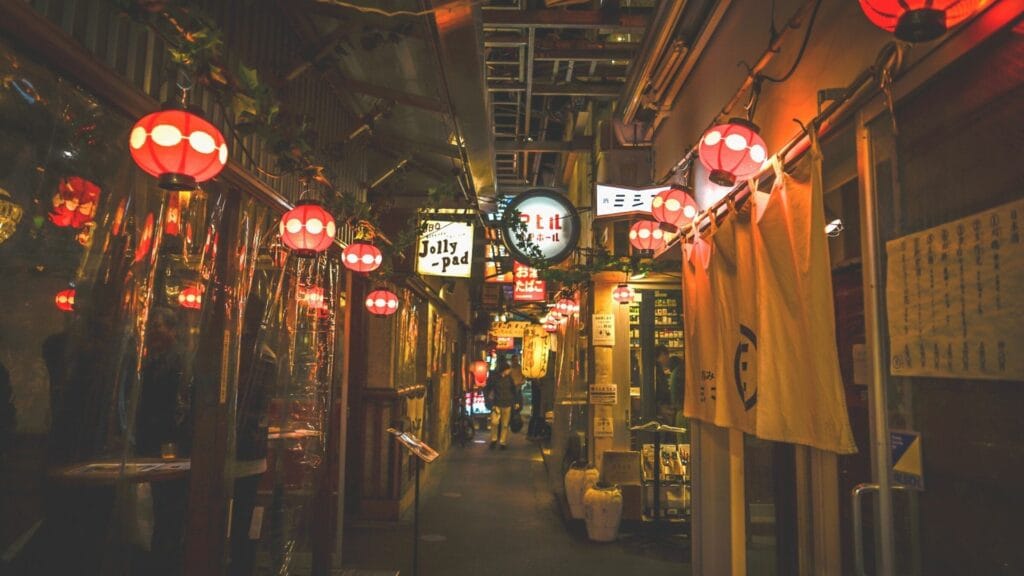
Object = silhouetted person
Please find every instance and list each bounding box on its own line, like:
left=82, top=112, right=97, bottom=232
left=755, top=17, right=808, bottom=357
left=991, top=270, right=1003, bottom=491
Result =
left=485, top=359, right=521, bottom=450
left=654, top=345, right=684, bottom=427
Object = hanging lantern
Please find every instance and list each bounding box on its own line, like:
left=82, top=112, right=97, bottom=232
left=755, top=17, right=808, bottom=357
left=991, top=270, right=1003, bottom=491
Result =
left=554, top=298, right=577, bottom=317
left=470, top=360, right=489, bottom=386
left=55, top=288, right=75, bottom=312
left=129, top=106, right=228, bottom=190
left=279, top=200, right=336, bottom=257
left=365, top=287, right=399, bottom=316
left=49, top=177, right=100, bottom=229
left=651, top=186, right=699, bottom=232
left=299, top=286, right=327, bottom=310
left=629, top=220, right=667, bottom=253
left=858, top=0, right=988, bottom=43
left=165, top=191, right=182, bottom=236
left=521, top=325, right=550, bottom=379
left=342, top=240, right=382, bottom=273
left=698, top=118, right=767, bottom=188
left=543, top=320, right=558, bottom=333
left=612, top=283, right=635, bottom=304
left=178, top=285, right=203, bottom=310
left=0, top=187, right=23, bottom=245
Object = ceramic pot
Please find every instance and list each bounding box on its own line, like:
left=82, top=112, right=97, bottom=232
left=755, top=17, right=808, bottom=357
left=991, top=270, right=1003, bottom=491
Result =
left=583, top=482, right=623, bottom=542
left=564, top=463, right=600, bottom=519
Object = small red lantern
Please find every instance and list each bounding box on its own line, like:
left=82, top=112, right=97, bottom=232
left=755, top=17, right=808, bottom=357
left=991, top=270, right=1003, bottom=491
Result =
left=612, top=283, right=634, bottom=304
left=629, top=220, right=667, bottom=253
left=49, top=177, right=100, bottom=229
left=178, top=285, right=203, bottom=310
left=543, top=320, right=558, bottom=333
left=698, top=118, right=767, bottom=188
left=651, top=186, right=699, bottom=232
left=858, top=0, right=988, bottom=43
left=279, top=200, right=336, bottom=257
left=365, top=288, right=399, bottom=316
left=342, top=240, right=382, bottom=273
left=299, top=286, right=327, bottom=310
left=554, top=298, right=577, bottom=317
left=471, top=360, right=489, bottom=386
left=165, top=191, right=181, bottom=236
left=129, top=106, right=228, bottom=190
left=55, top=288, right=75, bottom=312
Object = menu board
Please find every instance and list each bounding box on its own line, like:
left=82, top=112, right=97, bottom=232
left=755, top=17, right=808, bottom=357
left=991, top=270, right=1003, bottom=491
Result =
left=885, top=198, right=1024, bottom=381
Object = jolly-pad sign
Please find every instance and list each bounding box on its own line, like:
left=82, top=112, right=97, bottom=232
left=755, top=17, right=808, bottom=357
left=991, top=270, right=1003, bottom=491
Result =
left=416, top=220, right=474, bottom=278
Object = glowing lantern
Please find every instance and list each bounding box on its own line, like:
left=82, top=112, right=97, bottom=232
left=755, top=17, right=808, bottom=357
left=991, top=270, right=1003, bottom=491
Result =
left=55, top=288, right=75, bottom=312
left=554, top=298, right=577, bottom=317
left=342, top=240, right=382, bottom=273
left=299, top=286, right=327, bottom=310
left=651, top=186, right=699, bottom=232
left=858, top=0, right=988, bottom=43
left=698, top=118, right=767, bottom=188
left=365, top=288, right=399, bottom=316
left=543, top=320, right=558, bottom=333
left=49, top=177, right=100, bottom=229
left=612, top=283, right=634, bottom=304
left=178, top=285, right=203, bottom=310
left=129, top=106, right=228, bottom=190
left=165, top=192, right=182, bottom=236
left=471, top=360, right=489, bottom=386
left=629, top=220, right=667, bottom=253
left=521, top=325, right=550, bottom=379
left=279, top=200, right=336, bottom=257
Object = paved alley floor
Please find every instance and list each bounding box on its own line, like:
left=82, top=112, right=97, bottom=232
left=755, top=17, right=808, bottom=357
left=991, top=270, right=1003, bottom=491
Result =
left=342, top=430, right=691, bottom=576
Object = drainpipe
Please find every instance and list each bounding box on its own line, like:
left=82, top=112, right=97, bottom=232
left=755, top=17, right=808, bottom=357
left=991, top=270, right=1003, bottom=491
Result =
left=615, top=0, right=688, bottom=125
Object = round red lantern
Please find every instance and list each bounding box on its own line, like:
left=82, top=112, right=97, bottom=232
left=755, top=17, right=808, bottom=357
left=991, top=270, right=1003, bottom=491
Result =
left=178, top=285, right=203, bottom=310
left=342, top=240, right=382, bottom=273
left=279, top=200, right=336, bottom=257
left=554, top=298, right=577, bottom=317
left=698, top=118, right=767, bottom=188
left=55, top=288, right=75, bottom=312
left=129, top=106, right=228, bottom=190
left=299, top=286, right=326, bottom=310
left=629, top=220, right=667, bottom=253
left=470, top=360, right=489, bottom=386
left=612, top=283, right=634, bottom=304
left=365, top=288, right=399, bottom=316
left=49, top=177, right=101, bottom=229
left=858, top=0, right=988, bottom=43
left=651, top=186, right=699, bottom=232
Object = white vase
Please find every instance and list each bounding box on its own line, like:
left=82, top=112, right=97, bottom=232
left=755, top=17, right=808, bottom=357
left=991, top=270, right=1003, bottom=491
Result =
left=564, top=464, right=600, bottom=519
left=583, top=482, right=623, bottom=542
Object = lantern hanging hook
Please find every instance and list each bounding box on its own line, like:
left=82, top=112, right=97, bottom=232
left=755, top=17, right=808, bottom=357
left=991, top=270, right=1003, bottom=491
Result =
left=744, top=77, right=763, bottom=122
left=175, top=71, right=194, bottom=108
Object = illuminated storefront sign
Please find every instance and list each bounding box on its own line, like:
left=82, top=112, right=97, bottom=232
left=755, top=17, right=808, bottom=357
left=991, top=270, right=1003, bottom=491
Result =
left=495, top=336, right=515, bottom=350
left=484, top=260, right=513, bottom=283
left=513, top=261, right=546, bottom=302
left=594, top=183, right=671, bottom=219
left=501, top=189, right=579, bottom=265
left=416, top=219, right=474, bottom=278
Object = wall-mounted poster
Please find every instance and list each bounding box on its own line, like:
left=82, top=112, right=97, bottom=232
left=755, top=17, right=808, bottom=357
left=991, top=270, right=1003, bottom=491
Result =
left=513, top=261, right=546, bottom=302
left=501, top=188, right=580, bottom=265
left=592, top=313, right=615, bottom=346
left=886, top=197, right=1024, bottom=381
left=416, top=219, right=474, bottom=278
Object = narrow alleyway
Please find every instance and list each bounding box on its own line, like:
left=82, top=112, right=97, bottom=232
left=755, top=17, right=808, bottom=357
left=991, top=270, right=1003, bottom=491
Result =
left=342, top=431, right=691, bottom=576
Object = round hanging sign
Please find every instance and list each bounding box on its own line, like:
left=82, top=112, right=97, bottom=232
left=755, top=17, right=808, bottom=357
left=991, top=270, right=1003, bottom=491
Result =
left=501, top=188, right=580, bottom=265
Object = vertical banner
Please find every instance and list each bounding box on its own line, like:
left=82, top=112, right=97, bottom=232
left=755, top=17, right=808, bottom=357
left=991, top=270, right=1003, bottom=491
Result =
left=521, top=324, right=550, bottom=379
left=513, top=261, right=546, bottom=301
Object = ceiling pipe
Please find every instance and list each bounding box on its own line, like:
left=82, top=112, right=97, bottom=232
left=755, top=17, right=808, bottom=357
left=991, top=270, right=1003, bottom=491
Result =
left=616, top=0, right=688, bottom=125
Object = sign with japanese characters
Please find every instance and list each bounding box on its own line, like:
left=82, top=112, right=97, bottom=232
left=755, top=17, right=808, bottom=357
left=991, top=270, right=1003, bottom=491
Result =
left=502, top=189, right=580, bottom=265
left=885, top=197, right=1024, bottom=381
left=416, top=219, right=474, bottom=278
left=489, top=321, right=530, bottom=338
left=592, top=313, right=615, bottom=346
left=513, top=261, right=546, bottom=302
left=594, top=184, right=670, bottom=219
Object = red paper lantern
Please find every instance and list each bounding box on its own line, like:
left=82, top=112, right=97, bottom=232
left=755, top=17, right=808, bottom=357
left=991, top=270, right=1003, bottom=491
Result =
left=55, top=288, right=75, bottom=312
left=165, top=191, right=182, bottom=236
left=543, top=320, right=558, bottom=333
left=299, top=286, right=326, bottom=310
left=129, top=106, right=227, bottom=190
left=858, top=0, right=988, bottom=42
left=612, top=283, right=635, bottom=304
left=554, top=298, right=578, bottom=317
left=279, top=200, right=336, bottom=257
left=49, top=177, right=100, bottom=229
left=651, top=186, right=699, bottom=231
left=342, top=240, right=382, bottom=273
left=698, top=118, right=767, bottom=188
left=178, top=285, right=203, bottom=310
left=470, top=360, right=489, bottom=386
left=365, top=288, right=399, bottom=316
left=629, top=220, right=667, bottom=253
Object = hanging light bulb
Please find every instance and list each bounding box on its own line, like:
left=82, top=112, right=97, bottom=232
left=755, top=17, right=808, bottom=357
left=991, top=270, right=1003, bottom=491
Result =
left=698, top=118, right=767, bottom=187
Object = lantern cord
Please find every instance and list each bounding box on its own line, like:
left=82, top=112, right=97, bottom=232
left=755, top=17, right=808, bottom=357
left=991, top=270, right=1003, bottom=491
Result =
left=760, top=0, right=823, bottom=84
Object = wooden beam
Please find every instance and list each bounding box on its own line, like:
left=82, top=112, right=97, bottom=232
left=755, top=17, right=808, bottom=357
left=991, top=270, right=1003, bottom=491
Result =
left=336, top=72, right=448, bottom=114
left=487, top=81, right=622, bottom=97
left=482, top=9, right=648, bottom=30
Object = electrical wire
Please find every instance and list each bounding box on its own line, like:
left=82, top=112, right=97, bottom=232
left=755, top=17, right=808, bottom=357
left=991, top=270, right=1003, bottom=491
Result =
left=314, top=0, right=480, bottom=18
left=760, top=0, right=824, bottom=84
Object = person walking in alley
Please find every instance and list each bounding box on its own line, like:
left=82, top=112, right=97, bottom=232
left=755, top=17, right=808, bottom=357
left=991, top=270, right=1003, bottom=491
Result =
left=654, top=345, right=685, bottom=428
left=485, top=359, right=521, bottom=450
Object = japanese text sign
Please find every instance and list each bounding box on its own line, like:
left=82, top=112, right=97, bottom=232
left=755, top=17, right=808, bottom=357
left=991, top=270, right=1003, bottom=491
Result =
left=502, top=189, right=579, bottom=265
left=513, top=261, right=546, bottom=302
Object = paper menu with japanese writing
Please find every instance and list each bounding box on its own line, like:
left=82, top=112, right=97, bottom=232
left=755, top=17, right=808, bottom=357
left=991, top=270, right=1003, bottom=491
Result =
left=885, top=197, right=1024, bottom=381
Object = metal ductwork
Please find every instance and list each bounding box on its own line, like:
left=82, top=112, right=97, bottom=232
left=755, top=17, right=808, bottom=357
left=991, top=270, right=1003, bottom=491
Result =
left=615, top=0, right=689, bottom=127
